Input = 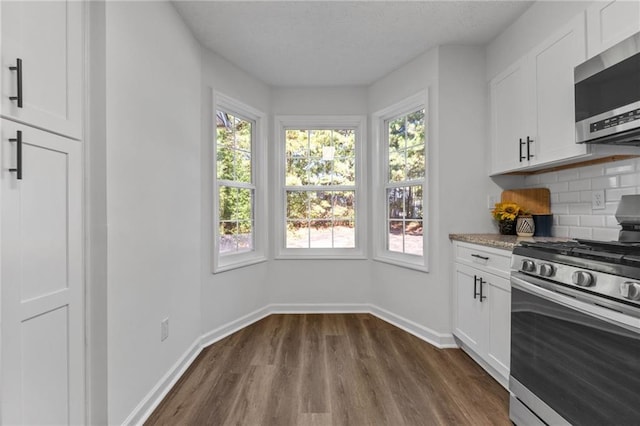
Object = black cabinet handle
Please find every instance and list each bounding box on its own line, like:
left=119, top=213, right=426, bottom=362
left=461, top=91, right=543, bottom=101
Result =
left=526, top=136, right=534, bottom=160
left=479, top=277, right=487, bottom=302
left=473, top=275, right=482, bottom=299
left=471, top=253, right=489, bottom=261
left=9, top=130, right=22, bottom=180
left=519, top=138, right=526, bottom=162
left=9, top=58, right=23, bottom=108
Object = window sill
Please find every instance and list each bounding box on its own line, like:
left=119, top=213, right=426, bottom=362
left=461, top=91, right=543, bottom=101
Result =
left=275, top=248, right=366, bottom=260
left=213, top=254, right=268, bottom=274
left=373, top=254, right=429, bottom=273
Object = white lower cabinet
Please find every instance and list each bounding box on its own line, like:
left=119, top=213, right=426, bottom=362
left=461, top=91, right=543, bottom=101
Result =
left=452, top=241, right=511, bottom=388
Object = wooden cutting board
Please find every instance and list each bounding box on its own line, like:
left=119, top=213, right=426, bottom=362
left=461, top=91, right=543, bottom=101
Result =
left=501, top=188, right=551, bottom=214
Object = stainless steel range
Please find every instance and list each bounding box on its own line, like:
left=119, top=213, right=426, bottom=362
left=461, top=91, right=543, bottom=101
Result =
left=509, top=195, right=640, bottom=425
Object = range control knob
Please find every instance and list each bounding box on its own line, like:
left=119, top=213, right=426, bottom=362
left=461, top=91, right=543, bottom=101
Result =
left=521, top=259, right=536, bottom=273
left=539, top=263, right=555, bottom=277
left=572, top=271, right=595, bottom=287
left=620, top=282, right=640, bottom=301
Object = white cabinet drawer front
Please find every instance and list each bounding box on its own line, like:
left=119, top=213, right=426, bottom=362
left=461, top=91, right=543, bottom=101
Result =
left=455, top=242, right=511, bottom=278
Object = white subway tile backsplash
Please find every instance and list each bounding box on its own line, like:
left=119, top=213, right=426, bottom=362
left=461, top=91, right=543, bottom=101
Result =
left=558, top=191, right=581, bottom=203
left=605, top=161, right=635, bottom=175
left=578, top=165, right=605, bottom=179
left=592, top=176, right=619, bottom=190
left=568, top=227, right=593, bottom=239
left=549, top=181, right=569, bottom=193
left=568, top=203, right=593, bottom=215
left=592, top=228, right=619, bottom=241
left=580, top=215, right=604, bottom=227
left=507, top=159, right=640, bottom=238
left=605, top=187, right=637, bottom=202
left=552, top=226, right=569, bottom=238
left=569, top=179, right=591, bottom=191
left=559, top=215, right=580, bottom=226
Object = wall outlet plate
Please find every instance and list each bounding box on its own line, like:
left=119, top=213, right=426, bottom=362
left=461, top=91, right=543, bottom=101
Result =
left=592, top=190, right=606, bottom=210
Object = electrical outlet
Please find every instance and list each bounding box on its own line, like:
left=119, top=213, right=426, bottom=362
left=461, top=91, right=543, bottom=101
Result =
left=161, top=318, right=169, bottom=341
left=592, top=190, right=606, bottom=210
left=487, top=195, right=499, bottom=209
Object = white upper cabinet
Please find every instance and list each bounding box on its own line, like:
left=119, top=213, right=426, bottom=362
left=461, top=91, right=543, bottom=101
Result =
left=587, top=0, right=640, bottom=58
left=1, top=1, right=83, bottom=139
left=490, top=14, right=589, bottom=175
left=529, top=14, right=588, bottom=166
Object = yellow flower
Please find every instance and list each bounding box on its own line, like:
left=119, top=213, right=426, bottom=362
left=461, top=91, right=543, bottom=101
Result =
left=492, top=202, right=526, bottom=221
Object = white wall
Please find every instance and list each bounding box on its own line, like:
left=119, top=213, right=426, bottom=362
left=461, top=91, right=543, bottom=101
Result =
left=105, top=2, right=202, bottom=423
left=368, top=46, right=496, bottom=341
left=199, top=49, right=271, bottom=336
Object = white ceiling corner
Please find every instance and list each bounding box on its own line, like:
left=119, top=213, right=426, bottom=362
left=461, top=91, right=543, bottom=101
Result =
left=172, top=1, right=534, bottom=87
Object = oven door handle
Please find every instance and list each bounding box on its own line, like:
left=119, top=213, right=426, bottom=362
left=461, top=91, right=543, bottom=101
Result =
left=511, top=273, right=640, bottom=333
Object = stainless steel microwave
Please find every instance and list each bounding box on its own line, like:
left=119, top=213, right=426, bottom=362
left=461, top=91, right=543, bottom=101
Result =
left=575, top=32, right=640, bottom=145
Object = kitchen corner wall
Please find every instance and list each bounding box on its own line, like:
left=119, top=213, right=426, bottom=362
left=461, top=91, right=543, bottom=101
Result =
left=522, top=157, right=640, bottom=240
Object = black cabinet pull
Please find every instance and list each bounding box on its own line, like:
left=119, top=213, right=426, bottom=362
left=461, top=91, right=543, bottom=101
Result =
left=479, top=277, right=487, bottom=302
left=471, top=253, right=489, bottom=261
left=526, top=136, right=534, bottom=160
left=9, top=130, right=22, bottom=180
left=473, top=275, right=480, bottom=299
left=9, top=58, right=23, bottom=108
left=519, top=138, right=526, bottom=162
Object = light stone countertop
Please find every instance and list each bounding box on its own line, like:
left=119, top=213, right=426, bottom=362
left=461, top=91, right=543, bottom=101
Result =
left=449, top=233, right=570, bottom=251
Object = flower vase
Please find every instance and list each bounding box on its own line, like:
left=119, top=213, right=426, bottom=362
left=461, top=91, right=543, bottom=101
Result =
left=499, top=218, right=517, bottom=235
left=516, top=215, right=535, bottom=237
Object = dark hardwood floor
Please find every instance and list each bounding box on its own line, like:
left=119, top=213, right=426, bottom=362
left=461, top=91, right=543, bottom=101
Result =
left=145, top=314, right=509, bottom=426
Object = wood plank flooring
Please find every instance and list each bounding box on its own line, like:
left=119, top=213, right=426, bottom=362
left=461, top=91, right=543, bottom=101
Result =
left=145, top=314, right=509, bottom=426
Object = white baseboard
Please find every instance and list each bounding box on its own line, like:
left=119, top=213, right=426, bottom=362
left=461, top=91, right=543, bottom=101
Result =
left=128, top=303, right=455, bottom=425
left=123, top=339, right=202, bottom=426
left=369, top=304, right=457, bottom=349
left=268, top=303, right=370, bottom=314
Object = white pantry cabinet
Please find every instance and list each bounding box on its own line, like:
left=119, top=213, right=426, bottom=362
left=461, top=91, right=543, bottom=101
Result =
left=1, top=0, right=83, bottom=139
left=490, top=14, right=589, bottom=175
left=587, top=0, right=640, bottom=58
left=452, top=241, right=511, bottom=388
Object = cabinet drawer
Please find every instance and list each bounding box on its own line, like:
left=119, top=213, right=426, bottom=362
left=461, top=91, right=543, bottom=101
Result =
left=454, top=242, right=511, bottom=278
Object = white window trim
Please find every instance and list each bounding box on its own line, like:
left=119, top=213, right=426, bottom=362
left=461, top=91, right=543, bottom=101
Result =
left=372, top=91, right=429, bottom=272
left=212, top=92, right=268, bottom=273
left=274, top=115, right=367, bottom=259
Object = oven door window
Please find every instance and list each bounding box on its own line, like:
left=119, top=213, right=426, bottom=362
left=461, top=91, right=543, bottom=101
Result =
left=511, top=287, right=640, bottom=424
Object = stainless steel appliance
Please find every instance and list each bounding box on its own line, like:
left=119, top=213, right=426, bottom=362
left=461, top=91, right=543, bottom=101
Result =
left=509, top=195, right=640, bottom=425
left=575, top=31, right=640, bottom=145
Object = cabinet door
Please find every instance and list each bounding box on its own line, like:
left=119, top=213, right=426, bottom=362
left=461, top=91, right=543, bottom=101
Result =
left=453, top=263, right=488, bottom=354
left=1, top=1, right=83, bottom=139
left=529, top=14, right=588, bottom=166
left=490, top=59, right=528, bottom=175
left=486, top=277, right=511, bottom=380
left=587, top=0, right=640, bottom=58
left=1, top=119, right=84, bottom=424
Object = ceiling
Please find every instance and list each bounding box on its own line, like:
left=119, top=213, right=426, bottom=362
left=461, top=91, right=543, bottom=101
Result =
left=172, top=1, right=534, bottom=87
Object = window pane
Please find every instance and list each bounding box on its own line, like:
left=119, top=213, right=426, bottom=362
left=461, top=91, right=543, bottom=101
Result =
left=388, top=117, right=406, bottom=151
left=219, top=222, right=238, bottom=254
left=287, top=221, right=309, bottom=248
left=406, top=186, right=423, bottom=220
left=236, top=188, right=253, bottom=221
left=235, top=151, right=251, bottom=182
left=309, top=130, right=332, bottom=157
left=333, top=220, right=355, bottom=248
left=388, top=149, right=405, bottom=182
left=333, top=157, right=355, bottom=185
left=216, top=146, right=234, bottom=180
left=219, top=186, right=235, bottom=220
left=335, top=129, right=355, bottom=157
left=387, top=187, right=406, bottom=219
left=235, top=118, right=252, bottom=152
left=286, top=191, right=309, bottom=219
left=309, top=191, right=332, bottom=219
left=388, top=220, right=404, bottom=253
left=286, top=158, right=309, bottom=186
left=405, top=221, right=423, bottom=256
left=310, top=220, right=333, bottom=248
left=307, top=159, right=332, bottom=185
left=237, top=220, right=253, bottom=251
left=286, top=130, right=308, bottom=158
left=333, top=191, right=355, bottom=218
left=406, top=145, right=425, bottom=180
